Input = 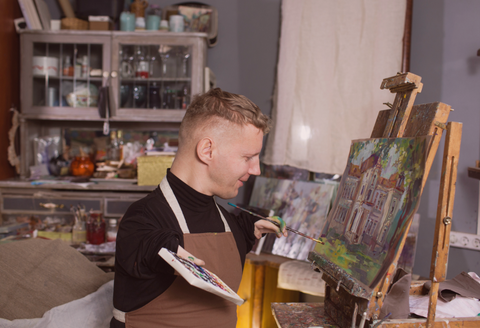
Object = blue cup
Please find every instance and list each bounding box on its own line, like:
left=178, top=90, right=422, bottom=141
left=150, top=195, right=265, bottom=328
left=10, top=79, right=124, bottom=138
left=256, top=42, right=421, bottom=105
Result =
left=146, top=15, right=160, bottom=30
left=120, top=12, right=136, bottom=31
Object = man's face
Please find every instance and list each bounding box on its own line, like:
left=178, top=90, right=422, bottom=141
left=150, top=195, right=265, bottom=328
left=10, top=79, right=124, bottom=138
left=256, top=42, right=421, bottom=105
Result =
left=209, top=123, right=263, bottom=199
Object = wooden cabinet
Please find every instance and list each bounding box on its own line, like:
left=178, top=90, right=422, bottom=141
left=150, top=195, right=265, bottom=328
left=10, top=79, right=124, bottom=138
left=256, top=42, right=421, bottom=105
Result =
left=21, top=31, right=111, bottom=120
left=0, top=183, right=149, bottom=224
left=17, top=30, right=208, bottom=179
left=237, top=253, right=300, bottom=328
left=110, top=32, right=206, bottom=121
left=20, top=30, right=206, bottom=120
left=2, top=30, right=208, bottom=228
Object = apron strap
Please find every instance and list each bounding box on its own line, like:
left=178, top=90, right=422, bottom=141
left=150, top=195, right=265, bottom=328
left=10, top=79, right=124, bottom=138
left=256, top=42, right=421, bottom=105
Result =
left=159, top=176, right=230, bottom=234
left=112, top=307, right=126, bottom=323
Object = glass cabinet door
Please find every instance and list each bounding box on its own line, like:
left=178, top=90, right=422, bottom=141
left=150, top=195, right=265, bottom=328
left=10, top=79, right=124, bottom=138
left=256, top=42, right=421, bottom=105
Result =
left=21, top=32, right=111, bottom=119
left=111, top=33, right=207, bottom=122
left=118, top=44, right=192, bottom=110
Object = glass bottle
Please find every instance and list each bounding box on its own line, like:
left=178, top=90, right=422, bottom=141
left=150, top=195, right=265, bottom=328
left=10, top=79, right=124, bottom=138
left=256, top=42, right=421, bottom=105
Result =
left=109, top=131, right=120, bottom=161
left=86, top=212, right=106, bottom=245
left=178, top=46, right=190, bottom=78
left=117, top=130, right=124, bottom=161
left=162, top=86, right=170, bottom=108
left=181, top=84, right=190, bottom=109
left=149, top=82, right=161, bottom=109
left=106, top=219, right=118, bottom=242
left=135, top=45, right=149, bottom=78
left=81, top=55, right=89, bottom=78
left=72, top=213, right=87, bottom=244
left=63, top=55, right=73, bottom=76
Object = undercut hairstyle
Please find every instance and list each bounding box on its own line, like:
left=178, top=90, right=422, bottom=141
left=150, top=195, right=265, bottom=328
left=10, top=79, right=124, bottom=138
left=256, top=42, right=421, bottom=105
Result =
left=178, top=88, right=271, bottom=144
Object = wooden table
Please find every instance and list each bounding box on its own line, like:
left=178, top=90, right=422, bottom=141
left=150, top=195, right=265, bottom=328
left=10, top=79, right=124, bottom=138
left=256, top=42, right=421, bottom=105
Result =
left=271, top=303, right=338, bottom=328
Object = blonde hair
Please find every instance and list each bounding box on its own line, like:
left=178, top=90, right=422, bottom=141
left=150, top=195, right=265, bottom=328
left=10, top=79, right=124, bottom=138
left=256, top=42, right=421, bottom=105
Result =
left=179, top=88, right=271, bottom=144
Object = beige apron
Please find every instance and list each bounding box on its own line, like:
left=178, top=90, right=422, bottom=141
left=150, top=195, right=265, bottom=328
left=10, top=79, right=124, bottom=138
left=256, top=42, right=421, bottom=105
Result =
left=124, top=177, right=243, bottom=328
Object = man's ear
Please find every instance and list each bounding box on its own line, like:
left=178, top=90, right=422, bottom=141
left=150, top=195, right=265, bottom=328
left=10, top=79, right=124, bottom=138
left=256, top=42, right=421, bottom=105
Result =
left=196, top=137, right=214, bottom=165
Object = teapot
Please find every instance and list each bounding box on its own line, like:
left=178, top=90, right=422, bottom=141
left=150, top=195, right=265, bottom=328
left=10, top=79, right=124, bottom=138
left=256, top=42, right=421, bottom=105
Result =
left=130, top=0, right=148, bottom=17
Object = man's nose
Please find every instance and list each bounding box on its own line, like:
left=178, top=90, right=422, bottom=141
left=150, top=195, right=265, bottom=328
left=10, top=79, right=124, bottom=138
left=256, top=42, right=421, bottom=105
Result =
left=248, top=157, right=261, bottom=176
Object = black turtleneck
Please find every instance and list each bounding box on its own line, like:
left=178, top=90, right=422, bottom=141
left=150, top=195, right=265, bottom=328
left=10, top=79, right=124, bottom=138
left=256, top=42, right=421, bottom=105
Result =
left=111, top=170, right=257, bottom=327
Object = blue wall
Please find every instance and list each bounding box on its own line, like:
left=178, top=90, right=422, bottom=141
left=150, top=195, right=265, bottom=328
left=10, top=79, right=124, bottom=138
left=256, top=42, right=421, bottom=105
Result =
left=411, top=0, right=480, bottom=278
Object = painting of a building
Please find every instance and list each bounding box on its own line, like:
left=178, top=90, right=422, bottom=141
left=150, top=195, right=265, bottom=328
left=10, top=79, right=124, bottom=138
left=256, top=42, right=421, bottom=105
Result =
left=314, top=137, right=426, bottom=287
left=329, top=152, right=405, bottom=253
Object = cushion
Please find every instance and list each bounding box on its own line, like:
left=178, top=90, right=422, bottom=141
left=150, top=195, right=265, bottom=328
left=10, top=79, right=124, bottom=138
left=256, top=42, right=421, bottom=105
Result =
left=0, top=238, right=114, bottom=320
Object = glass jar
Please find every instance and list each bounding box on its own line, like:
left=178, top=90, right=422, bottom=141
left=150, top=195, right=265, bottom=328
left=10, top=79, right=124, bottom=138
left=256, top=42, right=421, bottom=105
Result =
left=86, top=212, right=105, bottom=245
left=106, top=219, right=118, bottom=242
left=70, top=155, right=94, bottom=177
left=146, top=4, right=161, bottom=30
left=72, top=218, right=87, bottom=244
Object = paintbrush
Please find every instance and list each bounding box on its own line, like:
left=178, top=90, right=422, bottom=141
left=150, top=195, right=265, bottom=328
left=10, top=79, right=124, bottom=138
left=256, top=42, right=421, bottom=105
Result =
left=227, top=202, right=324, bottom=244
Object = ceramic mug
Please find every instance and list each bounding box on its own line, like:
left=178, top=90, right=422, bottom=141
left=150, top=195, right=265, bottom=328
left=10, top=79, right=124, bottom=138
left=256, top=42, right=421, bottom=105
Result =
left=169, top=15, right=184, bottom=32
left=146, top=15, right=160, bottom=30
left=120, top=11, right=136, bottom=31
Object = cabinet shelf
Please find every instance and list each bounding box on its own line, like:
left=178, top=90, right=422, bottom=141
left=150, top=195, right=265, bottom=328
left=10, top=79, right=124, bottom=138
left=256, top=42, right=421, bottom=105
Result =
left=33, top=75, right=104, bottom=82
left=0, top=179, right=155, bottom=192
left=21, top=112, right=186, bottom=122
left=120, top=77, right=191, bottom=83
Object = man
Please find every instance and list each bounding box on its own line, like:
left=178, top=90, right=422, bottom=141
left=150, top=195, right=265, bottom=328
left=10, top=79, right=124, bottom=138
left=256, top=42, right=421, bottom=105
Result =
left=111, top=88, right=286, bottom=328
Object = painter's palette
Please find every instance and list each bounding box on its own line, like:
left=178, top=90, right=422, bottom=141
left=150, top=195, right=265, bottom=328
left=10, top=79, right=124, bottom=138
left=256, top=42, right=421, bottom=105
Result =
left=159, top=248, right=244, bottom=306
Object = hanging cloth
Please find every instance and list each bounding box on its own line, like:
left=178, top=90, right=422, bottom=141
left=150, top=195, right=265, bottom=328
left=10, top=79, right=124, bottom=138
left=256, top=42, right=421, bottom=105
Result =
left=263, top=0, right=407, bottom=174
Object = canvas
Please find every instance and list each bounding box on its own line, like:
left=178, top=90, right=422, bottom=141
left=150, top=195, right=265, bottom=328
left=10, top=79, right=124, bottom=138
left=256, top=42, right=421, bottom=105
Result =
left=249, top=176, right=335, bottom=260
left=397, top=213, right=420, bottom=273
left=313, top=137, right=427, bottom=288
left=262, top=163, right=310, bottom=181
left=178, top=6, right=212, bottom=33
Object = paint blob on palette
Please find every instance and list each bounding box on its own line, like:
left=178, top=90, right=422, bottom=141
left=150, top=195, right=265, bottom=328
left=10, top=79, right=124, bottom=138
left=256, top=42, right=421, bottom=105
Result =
left=158, top=248, right=244, bottom=306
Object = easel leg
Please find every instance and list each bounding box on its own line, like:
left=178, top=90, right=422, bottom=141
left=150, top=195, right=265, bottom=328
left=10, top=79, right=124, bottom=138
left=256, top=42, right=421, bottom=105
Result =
left=426, top=122, right=462, bottom=327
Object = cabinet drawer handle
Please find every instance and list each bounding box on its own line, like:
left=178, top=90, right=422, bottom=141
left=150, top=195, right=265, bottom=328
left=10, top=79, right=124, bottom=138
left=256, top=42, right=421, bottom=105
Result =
left=39, top=202, right=64, bottom=209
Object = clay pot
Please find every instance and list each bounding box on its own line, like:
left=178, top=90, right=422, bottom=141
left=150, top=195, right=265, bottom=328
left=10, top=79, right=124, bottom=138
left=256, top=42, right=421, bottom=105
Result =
left=70, top=155, right=94, bottom=177
left=130, top=0, right=148, bottom=17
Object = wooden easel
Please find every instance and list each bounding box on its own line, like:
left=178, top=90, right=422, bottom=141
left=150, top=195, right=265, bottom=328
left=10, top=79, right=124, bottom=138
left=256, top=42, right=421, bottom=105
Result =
left=303, top=72, right=479, bottom=328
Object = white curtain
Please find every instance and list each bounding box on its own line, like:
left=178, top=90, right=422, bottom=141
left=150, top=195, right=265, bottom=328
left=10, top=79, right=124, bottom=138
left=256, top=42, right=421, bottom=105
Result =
left=263, top=0, right=407, bottom=174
